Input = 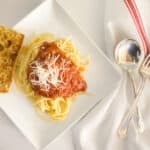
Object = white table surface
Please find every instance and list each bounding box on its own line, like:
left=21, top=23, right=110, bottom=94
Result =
left=0, top=0, right=104, bottom=149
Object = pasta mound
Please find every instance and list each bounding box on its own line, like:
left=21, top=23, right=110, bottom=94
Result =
left=14, top=33, right=89, bottom=120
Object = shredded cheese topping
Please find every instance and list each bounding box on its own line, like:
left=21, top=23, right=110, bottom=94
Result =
left=29, top=54, right=70, bottom=91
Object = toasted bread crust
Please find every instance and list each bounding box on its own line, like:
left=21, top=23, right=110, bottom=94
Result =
left=0, top=26, right=24, bottom=92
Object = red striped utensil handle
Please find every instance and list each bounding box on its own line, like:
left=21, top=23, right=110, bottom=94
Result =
left=125, top=0, right=150, bottom=54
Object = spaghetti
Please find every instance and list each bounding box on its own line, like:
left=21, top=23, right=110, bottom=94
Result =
left=14, top=33, right=89, bottom=120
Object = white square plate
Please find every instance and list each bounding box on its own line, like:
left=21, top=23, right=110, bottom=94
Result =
left=0, top=0, right=120, bottom=149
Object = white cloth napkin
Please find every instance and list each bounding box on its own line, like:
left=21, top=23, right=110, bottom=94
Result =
left=70, top=0, right=150, bottom=150
left=73, top=79, right=150, bottom=150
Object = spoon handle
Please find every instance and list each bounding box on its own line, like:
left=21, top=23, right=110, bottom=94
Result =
left=128, top=72, right=144, bottom=133
left=118, top=76, right=145, bottom=138
left=127, top=72, right=143, bottom=132
left=124, top=0, right=150, bottom=54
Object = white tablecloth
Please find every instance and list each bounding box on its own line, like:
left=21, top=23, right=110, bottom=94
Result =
left=63, top=0, right=150, bottom=150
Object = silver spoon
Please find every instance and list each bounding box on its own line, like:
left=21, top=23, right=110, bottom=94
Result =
left=118, top=54, right=150, bottom=138
left=114, top=39, right=142, bottom=137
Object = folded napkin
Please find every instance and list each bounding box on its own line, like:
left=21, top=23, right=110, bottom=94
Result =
left=71, top=0, right=150, bottom=150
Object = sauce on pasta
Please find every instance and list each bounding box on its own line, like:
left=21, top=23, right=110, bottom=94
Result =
left=28, top=42, right=87, bottom=98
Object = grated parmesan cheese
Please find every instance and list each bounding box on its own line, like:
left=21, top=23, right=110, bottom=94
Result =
left=29, top=54, right=70, bottom=91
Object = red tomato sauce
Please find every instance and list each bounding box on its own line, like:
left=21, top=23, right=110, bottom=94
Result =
left=28, top=42, right=87, bottom=98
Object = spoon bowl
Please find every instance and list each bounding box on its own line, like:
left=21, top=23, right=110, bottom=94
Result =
left=115, top=39, right=141, bottom=71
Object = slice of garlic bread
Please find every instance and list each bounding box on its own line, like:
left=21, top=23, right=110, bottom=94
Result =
left=0, top=26, right=24, bottom=92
